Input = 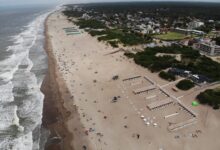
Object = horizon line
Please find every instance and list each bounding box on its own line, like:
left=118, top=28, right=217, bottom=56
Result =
left=66, top=0, right=220, bottom=5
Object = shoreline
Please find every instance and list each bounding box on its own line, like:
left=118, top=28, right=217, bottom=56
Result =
left=41, top=12, right=92, bottom=150
left=41, top=14, right=74, bottom=150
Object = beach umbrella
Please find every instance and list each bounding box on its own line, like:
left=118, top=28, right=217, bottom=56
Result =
left=153, top=123, right=158, bottom=127
left=192, top=101, right=199, bottom=106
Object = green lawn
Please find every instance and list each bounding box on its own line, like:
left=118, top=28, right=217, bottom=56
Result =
left=154, top=32, right=187, bottom=41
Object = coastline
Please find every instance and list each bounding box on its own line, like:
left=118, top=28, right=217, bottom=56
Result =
left=41, top=14, right=74, bottom=150
left=42, top=12, right=92, bottom=150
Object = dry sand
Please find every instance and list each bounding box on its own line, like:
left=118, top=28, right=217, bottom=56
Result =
left=42, top=11, right=220, bottom=150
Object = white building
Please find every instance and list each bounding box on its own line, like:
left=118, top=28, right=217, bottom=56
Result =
left=155, top=28, right=160, bottom=34
left=173, top=27, right=205, bottom=35
left=81, top=13, right=90, bottom=20
left=194, top=42, right=220, bottom=56
left=188, top=20, right=204, bottom=29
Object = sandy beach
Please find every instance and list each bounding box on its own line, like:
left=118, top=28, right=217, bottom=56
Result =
left=42, top=10, right=220, bottom=150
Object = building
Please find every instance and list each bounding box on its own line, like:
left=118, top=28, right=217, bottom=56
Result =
left=189, top=74, right=211, bottom=84
left=81, top=13, right=91, bottom=20
left=188, top=21, right=204, bottom=29
left=169, top=68, right=211, bottom=84
left=173, top=27, right=205, bottom=35
left=168, top=68, right=191, bottom=77
left=210, top=31, right=220, bottom=38
left=194, top=42, right=220, bottom=56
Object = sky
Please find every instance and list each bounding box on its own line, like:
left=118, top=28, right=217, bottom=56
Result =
left=0, top=0, right=220, bottom=6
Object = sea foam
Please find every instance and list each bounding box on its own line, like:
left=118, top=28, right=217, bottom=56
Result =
left=0, top=6, right=54, bottom=150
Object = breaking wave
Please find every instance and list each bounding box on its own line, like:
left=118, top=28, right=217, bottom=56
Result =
left=0, top=6, right=55, bottom=150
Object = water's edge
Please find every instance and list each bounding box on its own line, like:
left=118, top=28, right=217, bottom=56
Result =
left=41, top=11, right=75, bottom=150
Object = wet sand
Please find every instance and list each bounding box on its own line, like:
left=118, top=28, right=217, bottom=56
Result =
left=41, top=15, right=91, bottom=150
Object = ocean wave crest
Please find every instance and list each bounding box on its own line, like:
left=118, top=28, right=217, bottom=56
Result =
left=0, top=8, right=50, bottom=150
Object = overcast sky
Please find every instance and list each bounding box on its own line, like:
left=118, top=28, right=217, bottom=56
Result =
left=1, top=0, right=220, bottom=6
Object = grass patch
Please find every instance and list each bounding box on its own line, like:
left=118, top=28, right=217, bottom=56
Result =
left=176, top=79, right=195, bottom=90
left=153, top=32, right=187, bottom=41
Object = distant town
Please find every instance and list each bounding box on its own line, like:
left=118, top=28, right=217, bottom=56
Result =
left=64, top=2, right=220, bottom=57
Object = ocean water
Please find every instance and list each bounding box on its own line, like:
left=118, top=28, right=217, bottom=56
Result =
left=0, top=5, right=54, bottom=150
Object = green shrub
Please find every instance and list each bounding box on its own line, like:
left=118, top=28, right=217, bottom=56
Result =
left=159, top=71, right=176, bottom=81
left=108, top=41, right=119, bottom=48
left=92, top=29, right=151, bottom=46
left=134, top=52, right=178, bottom=72
left=76, top=19, right=106, bottom=29
left=213, top=37, right=220, bottom=45
left=120, top=33, right=145, bottom=46
left=124, top=52, right=135, bottom=58
left=197, top=88, right=220, bottom=109
left=130, top=45, right=220, bottom=81
left=176, top=79, right=195, bottom=90
left=89, top=30, right=106, bottom=36
left=62, top=10, right=83, bottom=18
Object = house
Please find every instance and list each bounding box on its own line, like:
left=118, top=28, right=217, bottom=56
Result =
left=168, top=68, right=191, bottom=77
left=189, top=74, right=211, bottom=84
left=188, top=20, right=204, bottom=29
left=169, top=68, right=211, bottom=84
left=208, top=20, right=215, bottom=23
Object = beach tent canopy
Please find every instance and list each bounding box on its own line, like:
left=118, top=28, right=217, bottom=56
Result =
left=192, top=101, right=199, bottom=106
